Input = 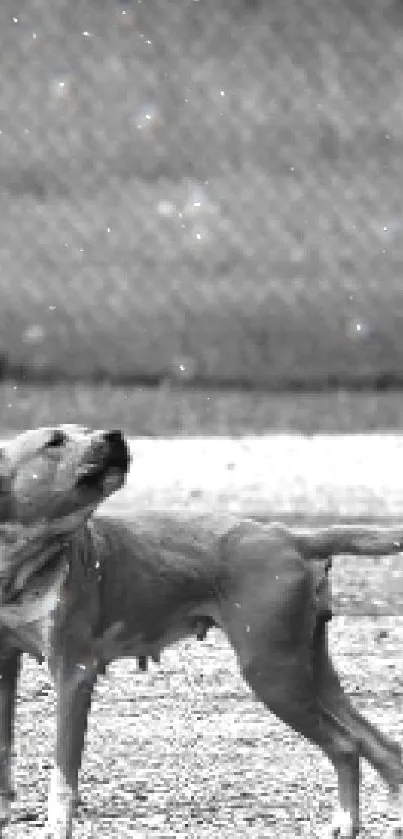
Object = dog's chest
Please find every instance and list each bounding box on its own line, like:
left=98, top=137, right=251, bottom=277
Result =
left=0, top=552, right=71, bottom=662
left=2, top=529, right=103, bottom=662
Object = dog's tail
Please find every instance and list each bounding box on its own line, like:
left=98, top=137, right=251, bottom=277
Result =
left=290, top=524, right=403, bottom=559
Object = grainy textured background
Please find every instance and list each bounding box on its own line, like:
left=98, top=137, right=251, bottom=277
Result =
left=2, top=0, right=403, bottom=384
left=2, top=384, right=403, bottom=437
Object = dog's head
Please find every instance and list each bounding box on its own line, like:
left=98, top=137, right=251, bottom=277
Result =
left=0, top=424, right=130, bottom=531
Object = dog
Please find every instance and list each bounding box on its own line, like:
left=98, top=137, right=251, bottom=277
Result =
left=0, top=425, right=402, bottom=838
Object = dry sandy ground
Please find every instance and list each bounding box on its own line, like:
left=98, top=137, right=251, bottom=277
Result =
left=111, top=435, right=403, bottom=519
left=7, top=620, right=403, bottom=838
left=3, top=435, right=403, bottom=836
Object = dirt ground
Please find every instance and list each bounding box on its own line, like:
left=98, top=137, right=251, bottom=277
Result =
left=115, top=435, right=403, bottom=521
left=7, top=619, right=403, bottom=838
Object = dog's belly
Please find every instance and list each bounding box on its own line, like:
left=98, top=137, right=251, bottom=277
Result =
left=97, top=596, right=221, bottom=669
left=91, top=514, right=229, bottom=663
left=107, top=618, right=205, bottom=663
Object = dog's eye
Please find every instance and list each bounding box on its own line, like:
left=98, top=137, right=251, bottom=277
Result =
left=46, top=430, right=67, bottom=449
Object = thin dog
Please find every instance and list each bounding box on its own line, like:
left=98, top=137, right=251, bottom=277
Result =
left=0, top=425, right=402, bottom=838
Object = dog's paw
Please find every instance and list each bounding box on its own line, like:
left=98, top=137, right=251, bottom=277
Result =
left=326, top=806, right=358, bottom=838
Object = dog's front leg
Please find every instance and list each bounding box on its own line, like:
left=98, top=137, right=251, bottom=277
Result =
left=43, top=649, right=97, bottom=839
left=0, top=650, right=20, bottom=835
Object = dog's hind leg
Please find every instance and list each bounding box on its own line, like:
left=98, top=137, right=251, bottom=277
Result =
left=44, top=649, right=98, bottom=839
left=0, top=650, right=20, bottom=834
left=222, top=557, right=361, bottom=837
left=240, top=647, right=361, bottom=837
left=313, top=623, right=403, bottom=837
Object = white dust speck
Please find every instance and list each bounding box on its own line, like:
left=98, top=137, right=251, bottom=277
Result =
left=136, top=103, right=159, bottom=129
left=50, top=76, right=71, bottom=100
left=158, top=200, right=176, bottom=218
left=23, top=324, right=45, bottom=345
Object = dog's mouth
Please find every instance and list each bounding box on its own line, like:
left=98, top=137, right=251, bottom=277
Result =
left=76, top=431, right=130, bottom=490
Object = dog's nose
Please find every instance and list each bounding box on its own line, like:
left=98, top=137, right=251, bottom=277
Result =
left=99, top=429, right=130, bottom=470
left=103, top=429, right=124, bottom=446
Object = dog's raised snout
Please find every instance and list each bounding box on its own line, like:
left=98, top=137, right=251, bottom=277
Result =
left=99, top=429, right=130, bottom=471
left=103, top=429, right=124, bottom=447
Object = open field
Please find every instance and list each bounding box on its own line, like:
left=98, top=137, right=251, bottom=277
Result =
left=1, top=432, right=403, bottom=836
left=1, top=382, right=403, bottom=436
